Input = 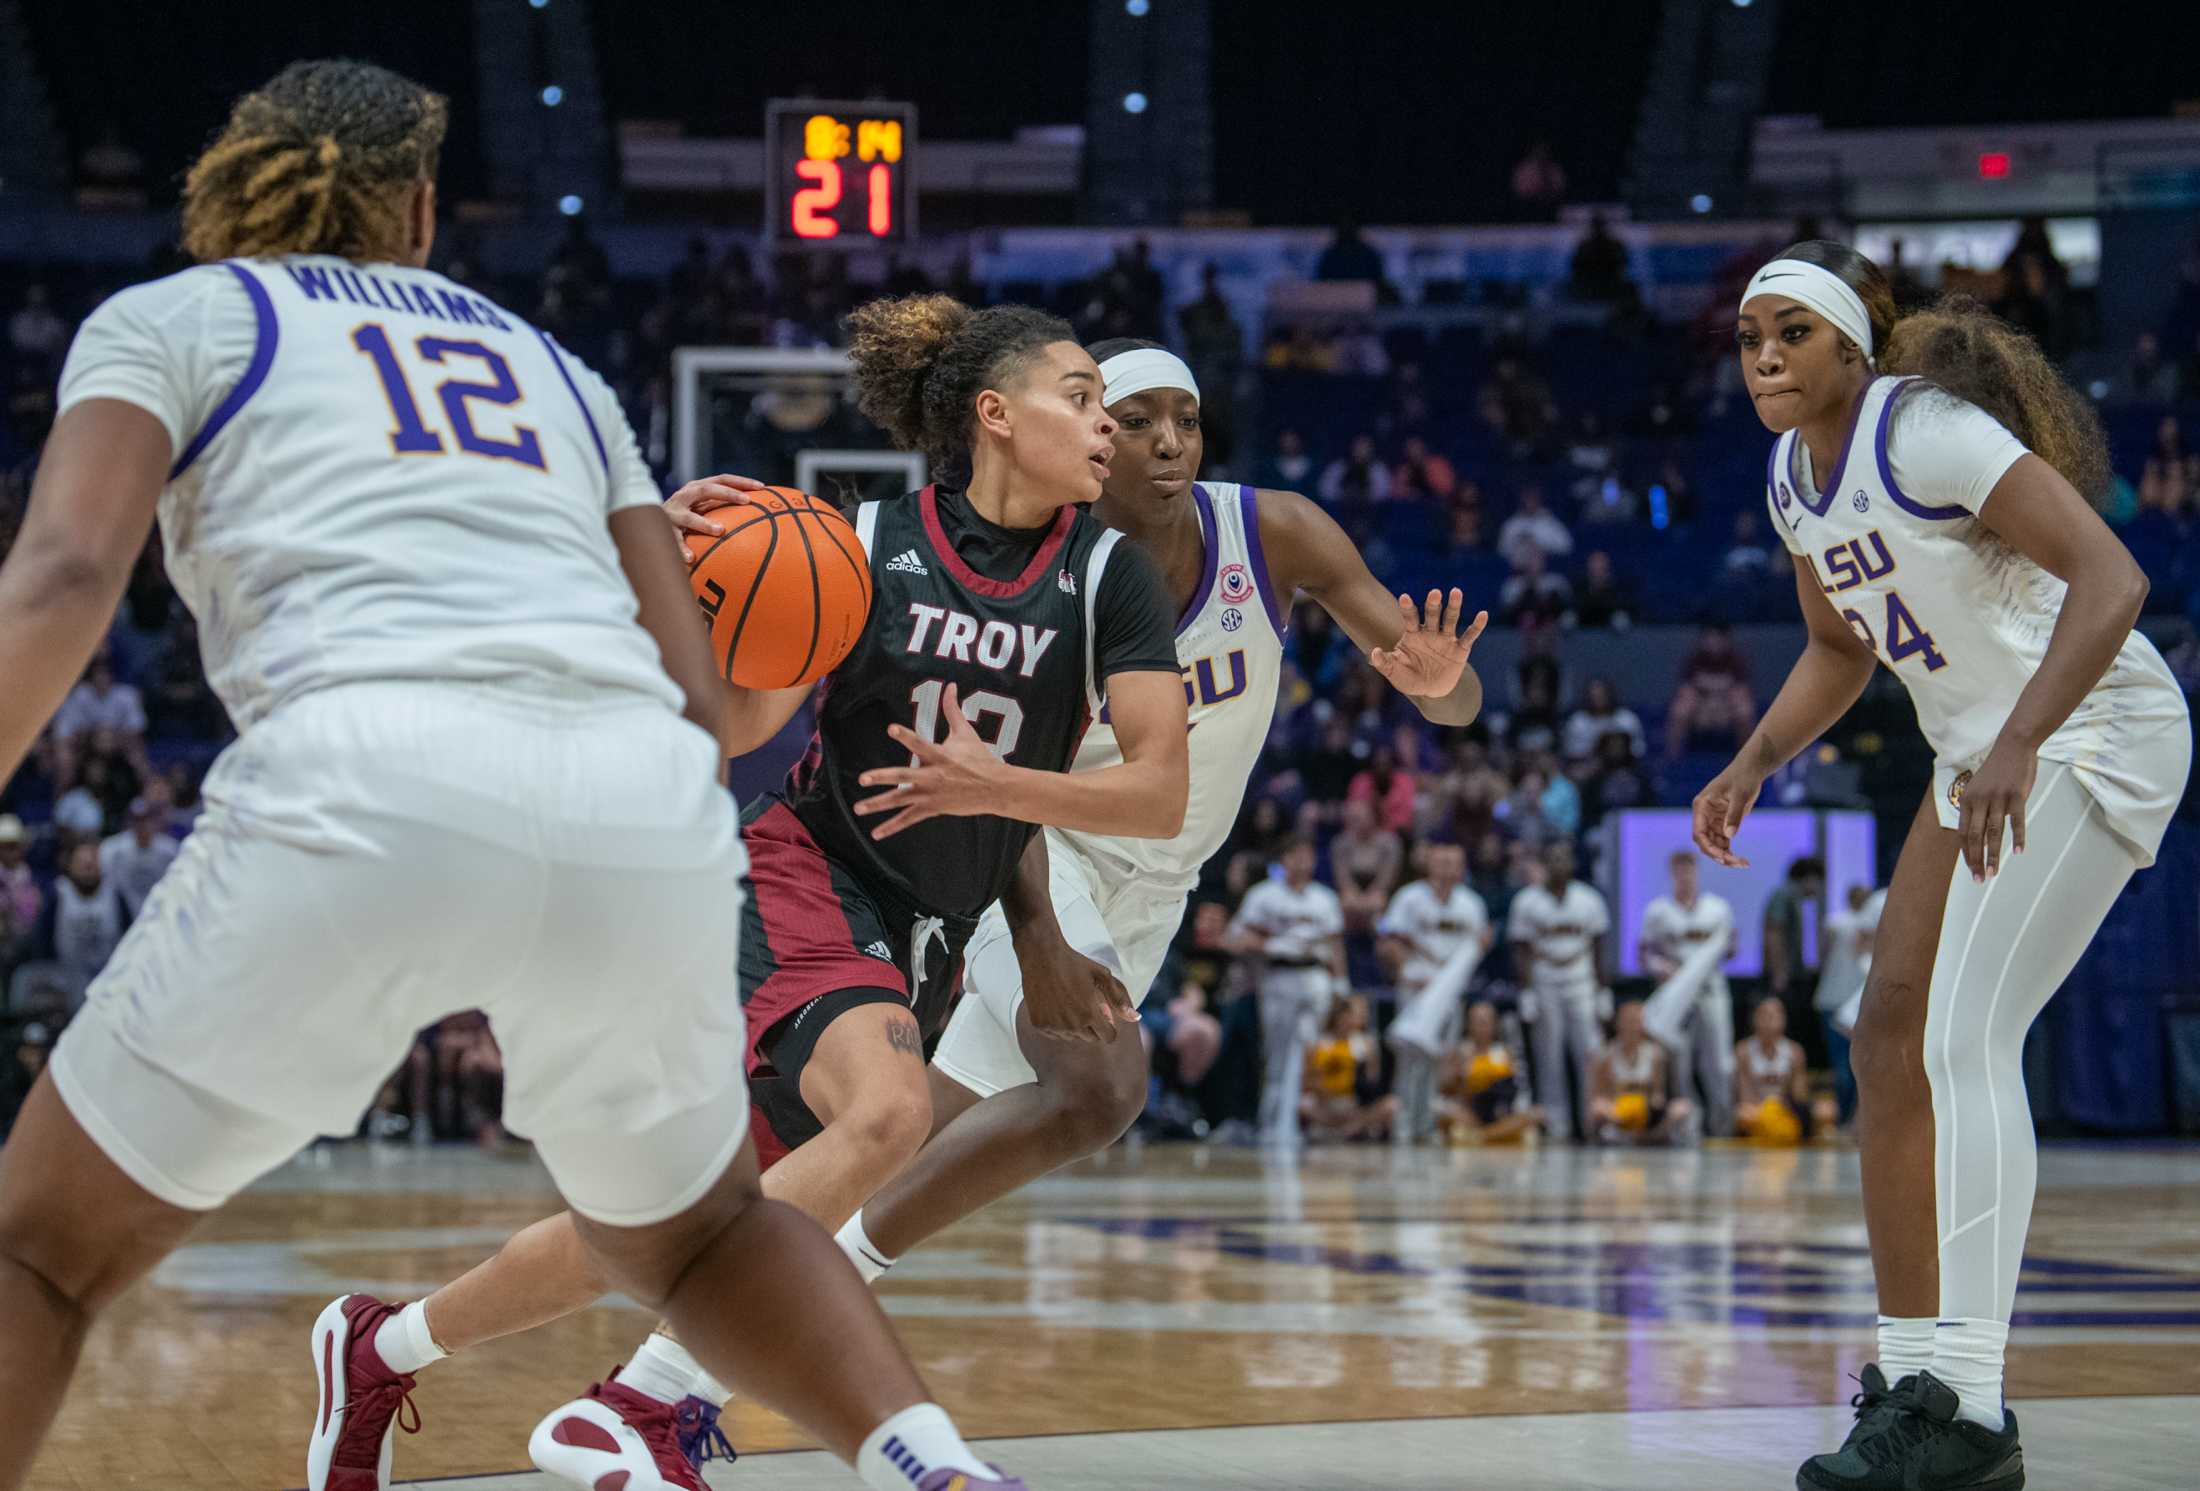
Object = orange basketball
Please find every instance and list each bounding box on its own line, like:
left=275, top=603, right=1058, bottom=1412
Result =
left=685, top=487, right=872, bottom=689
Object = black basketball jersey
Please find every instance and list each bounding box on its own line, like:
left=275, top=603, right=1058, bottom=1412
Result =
left=779, top=484, right=1152, bottom=922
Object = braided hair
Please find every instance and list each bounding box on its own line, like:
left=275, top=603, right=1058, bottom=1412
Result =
left=845, top=294, right=1077, bottom=476
left=181, top=59, right=448, bottom=264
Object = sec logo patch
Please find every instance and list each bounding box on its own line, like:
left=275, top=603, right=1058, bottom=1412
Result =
left=1853, top=490, right=1871, bottom=512
left=1221, top=607, right=1244, bottom=632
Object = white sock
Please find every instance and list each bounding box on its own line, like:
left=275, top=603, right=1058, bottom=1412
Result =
left=857, top=1403, right=990, bottom=1489
left=837, top=1210, right=899, bottom=1285
left=373, top=1302, right=448, bottom=1376
left=1932, top=1317, right=2010, bottom=1429
left=620, top=1332, right=730, bottom=1407
left=1875, top=1315, right=1936, bottom=1383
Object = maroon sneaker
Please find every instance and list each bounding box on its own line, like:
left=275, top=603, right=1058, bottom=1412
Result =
left=529, top=1372, right=725, bottom=1491
left=307, top=1294, right=423, bottom=1491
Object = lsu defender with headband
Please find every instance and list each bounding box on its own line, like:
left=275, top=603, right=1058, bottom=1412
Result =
left=1714, top=242, right=2189, bottom=1489
left=1093, top=345, right=1202, bottom=404
left=1740, top=257, right=1878, bottom=363
left=932, top=338, right=1283, bottom=1105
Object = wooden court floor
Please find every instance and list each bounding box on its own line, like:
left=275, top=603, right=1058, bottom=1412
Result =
left=25, top=1139, right=2200, bottom=1490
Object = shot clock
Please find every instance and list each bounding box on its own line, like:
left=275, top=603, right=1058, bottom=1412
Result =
left=765, top=99, right=917, bottom=246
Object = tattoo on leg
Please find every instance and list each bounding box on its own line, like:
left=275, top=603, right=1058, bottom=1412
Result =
left=884, top=1018, right=923, bottom=1057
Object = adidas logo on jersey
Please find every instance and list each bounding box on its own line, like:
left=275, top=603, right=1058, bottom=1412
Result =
left=864, top=940, right=894, bottom=960
left=886, top=549, right=928, bottom=577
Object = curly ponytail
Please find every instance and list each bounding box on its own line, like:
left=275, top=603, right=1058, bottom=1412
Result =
left=181, top=59, right=447, bottom=263
left=846, top=294, right=1077, bottom=474
left=1883, top=297, right=2112, bottom=509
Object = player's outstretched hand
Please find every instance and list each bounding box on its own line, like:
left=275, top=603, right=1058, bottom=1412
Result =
left=1957, top=738, right=2036, bottom=883
left=856, top=684, right=1003, bottom=839
left=664, top=473, right=770, bottom=566
left=1368, top=589, right=1487, bottom=698
left=1017, top=933, right=1135, bottom=1044
left=1691, top=763, right=1763, bottom=869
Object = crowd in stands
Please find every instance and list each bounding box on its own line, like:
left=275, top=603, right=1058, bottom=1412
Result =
left=6, top=212, right=2200, bottom=1147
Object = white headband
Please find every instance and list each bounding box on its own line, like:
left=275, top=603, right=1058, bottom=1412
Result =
left=1097, top=347, right=1200, bottom=406
left=1740, top=259, right=1875, bottom=361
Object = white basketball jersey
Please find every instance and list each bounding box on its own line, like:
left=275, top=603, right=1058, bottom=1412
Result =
left=1379, top=879, right=1489, bottom=988
left=1060, top=482, right=1286, bottom=888
left=1766, top=376, right=2188, bottom=845
left=1507, top=881, right=1609, bottom=990
left=56, top=256, right=678, bottom=732
left=1640, top=892, right=1733, bottom=990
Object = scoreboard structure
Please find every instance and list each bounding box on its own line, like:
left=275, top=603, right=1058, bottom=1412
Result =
left=764, top=100, right=917, bottom=247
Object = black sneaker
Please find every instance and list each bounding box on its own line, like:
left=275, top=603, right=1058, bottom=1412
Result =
left=1796, top=1370, right=2024, bottom=1491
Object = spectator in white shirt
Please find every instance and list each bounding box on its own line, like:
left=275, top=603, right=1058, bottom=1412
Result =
left=99, top=797, right=179, bottom=916
left=1497, top=484, right=1573, bottom=570
left=1561, top=677, right=1646, bottom=762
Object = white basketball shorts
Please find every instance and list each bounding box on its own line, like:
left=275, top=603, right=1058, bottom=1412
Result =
left=48, top=680, right=752, bottom=1227
left=931, top=831, right=1188, bottom=1099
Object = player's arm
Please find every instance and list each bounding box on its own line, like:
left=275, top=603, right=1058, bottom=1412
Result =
left=1257, top=488, right=1487, bottom=726
left=0, top=400, right=167, bottom=785
left=1638, top=913, right=1676, bottom=981
left=854, top=545, right=1189, bottom=841
left=1694, top=555, right=1876, bottom=868
left=1505, top=900, right=1532, bottom=984
left=1959, top=454, right=2150, bottom=879
left=1374, top=893, right=1413, bottom=977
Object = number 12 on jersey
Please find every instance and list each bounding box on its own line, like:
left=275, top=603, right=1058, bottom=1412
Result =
left=908, top=680, right=1024, bottom=762
left=352, top=324, right=546, bottom=471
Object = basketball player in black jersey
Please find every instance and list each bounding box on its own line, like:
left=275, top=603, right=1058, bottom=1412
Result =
left=311, top=297, right=1189, bottom=1491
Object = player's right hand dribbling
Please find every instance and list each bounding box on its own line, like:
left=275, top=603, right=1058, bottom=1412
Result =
left=1691, top=765, right=1762, bottom=869
left=664, top=473, right=769, bottom=566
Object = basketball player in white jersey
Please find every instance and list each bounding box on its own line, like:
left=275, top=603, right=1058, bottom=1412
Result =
left=1637, top=850, right=1738, bottom=1135
left=1703, top=240, right=2190, bottom=1489
left=1507, top=840, right=1611, bottom=1141
left=1228, top=834, right=1349, bottom=1146
left=317, top=340, right=1487, bottom=1488
left=1379, top=839, right=1492, bottom=1143
left=0, top=61, right=1020, bottom=1491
